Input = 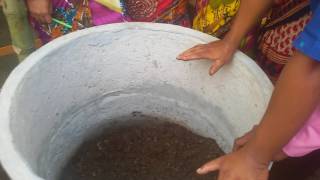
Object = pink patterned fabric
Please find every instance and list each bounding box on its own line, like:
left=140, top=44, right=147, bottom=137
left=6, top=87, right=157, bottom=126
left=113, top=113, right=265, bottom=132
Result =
left=89, top=0, right=124, bottom=25
left=283, top=104, right=320, bottom=157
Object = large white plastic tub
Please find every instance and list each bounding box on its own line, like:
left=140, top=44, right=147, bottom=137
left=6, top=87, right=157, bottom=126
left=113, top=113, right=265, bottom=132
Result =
left=0, top=23, right=273, bottom=180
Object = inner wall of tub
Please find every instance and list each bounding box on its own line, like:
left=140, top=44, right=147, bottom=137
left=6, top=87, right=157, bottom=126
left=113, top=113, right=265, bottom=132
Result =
left=43, top=85, right=233, bottom=179
left=7, top=27, right=270, bottom=180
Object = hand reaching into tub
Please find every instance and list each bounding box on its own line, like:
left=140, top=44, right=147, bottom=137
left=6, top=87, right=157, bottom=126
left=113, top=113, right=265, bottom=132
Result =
left=26, top=0, right=52, bottom=23
left=197, top=147, right=269, bottom=180
left=177, top=39, right=237, bottom=75
left=195, top=126, right=278, bottom=180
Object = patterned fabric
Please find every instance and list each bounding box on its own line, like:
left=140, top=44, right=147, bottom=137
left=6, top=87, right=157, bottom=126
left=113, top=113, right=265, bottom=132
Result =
left=153, top=0, right=190, bottom=26
left=191, top=0, right=258, bottom=59
left=121, top=0, right=190, bottom=26
left=265, top=0, right=310, bottom=29
left=256, top=52, right=286, bottom=83
left=256, top=0, right=310, bottom=83
left=259, top=13, right=311, bottom=65
left=31, top=0, right=92, bottom=43
left=192, top=0, right=240, bottom=37
left=89, top=1, right=123, bottom=25
left=123, top=0, right=159, bottom=21
left=32, top=0, right=190, bottom=44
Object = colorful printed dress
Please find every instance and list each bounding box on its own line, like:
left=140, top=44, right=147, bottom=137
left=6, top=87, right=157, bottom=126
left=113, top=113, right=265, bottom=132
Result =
left=192, top=0, right=257, bottom=57
left=31, top=0, right=190, bottom=44
left=192, top=0, right=311, bottom=83
left=30, top=0, right=92, bottom=43
left=92, top=0, right=190, bottom=25
left=257, top=0, right=310, bottom=83
left=192, top=0, right=240, bottom=37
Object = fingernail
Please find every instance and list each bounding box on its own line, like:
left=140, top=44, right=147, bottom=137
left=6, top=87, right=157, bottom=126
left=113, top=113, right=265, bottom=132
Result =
left=196, top=168, right=203, bottom=174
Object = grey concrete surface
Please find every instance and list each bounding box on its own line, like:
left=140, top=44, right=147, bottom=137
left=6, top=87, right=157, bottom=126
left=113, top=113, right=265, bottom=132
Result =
left=0, top=23, right=273, bottom=180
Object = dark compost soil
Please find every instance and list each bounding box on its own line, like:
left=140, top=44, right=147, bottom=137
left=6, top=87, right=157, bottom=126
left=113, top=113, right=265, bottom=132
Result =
left=60, top=118, right=225, bottom=180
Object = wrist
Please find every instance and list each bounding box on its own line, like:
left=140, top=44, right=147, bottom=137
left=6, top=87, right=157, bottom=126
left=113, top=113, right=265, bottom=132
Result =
left=244, top=137, right=274, bottom=165
left=223, top=32, right=242, bottom=50
left=219, top=37, right=238, bottom=58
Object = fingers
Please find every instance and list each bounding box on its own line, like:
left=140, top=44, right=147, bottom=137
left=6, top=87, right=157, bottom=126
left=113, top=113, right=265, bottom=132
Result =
left=177, top=45, right=206, bottom=61
left=177, top=45, right=211, bottom=61
left=197, top=156, right=223, bottom=175
left=232, top=139, right=243, bottom=152
left=176, top=46, right=195, bottom=60
left=44, top=15, right=52, bottom=23
left=209, top=61, right=224, bottom=75
left=232, top=125, right=258, bottom=152
left=177, top=41, right=233, bottom=75
left=233, top=136, right=249, bottom=152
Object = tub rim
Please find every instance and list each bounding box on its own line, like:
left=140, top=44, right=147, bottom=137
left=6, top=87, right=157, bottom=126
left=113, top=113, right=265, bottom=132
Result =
left=0, top=22, right=273, bottom=180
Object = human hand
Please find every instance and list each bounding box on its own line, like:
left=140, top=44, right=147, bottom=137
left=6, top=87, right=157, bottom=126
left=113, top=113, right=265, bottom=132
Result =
left=27, top=0, right=52, bottom=23
left=233, top=125, right=258, bottom=152
left=233, top=125, right=288, bottom=161
left=177, top=39, right=237, bottom=75
left=197, top=148, right=269, bottom=180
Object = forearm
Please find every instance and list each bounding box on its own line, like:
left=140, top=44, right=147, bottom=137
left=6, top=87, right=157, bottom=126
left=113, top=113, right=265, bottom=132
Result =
left=224, top=0, right=273, bottom=47
left=247, top=51, right=320, bottom=163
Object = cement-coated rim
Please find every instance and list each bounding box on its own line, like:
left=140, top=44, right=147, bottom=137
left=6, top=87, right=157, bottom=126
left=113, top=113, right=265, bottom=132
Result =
left=0, top=22, right=273, bottom=180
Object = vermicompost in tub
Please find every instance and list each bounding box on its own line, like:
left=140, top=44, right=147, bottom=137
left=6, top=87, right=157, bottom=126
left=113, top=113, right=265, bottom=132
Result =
left=0, top=23, right=273, bottom=180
